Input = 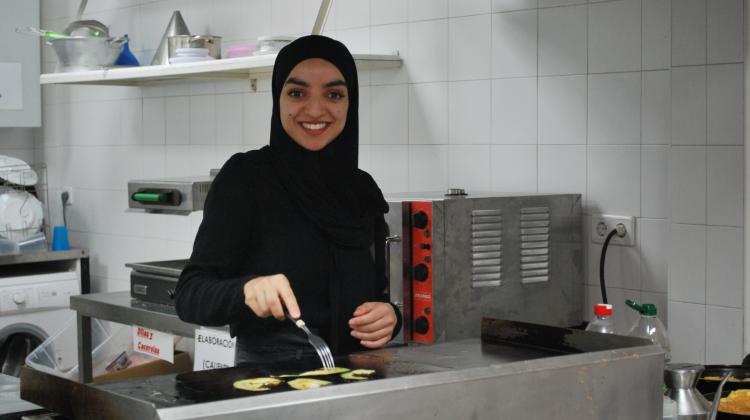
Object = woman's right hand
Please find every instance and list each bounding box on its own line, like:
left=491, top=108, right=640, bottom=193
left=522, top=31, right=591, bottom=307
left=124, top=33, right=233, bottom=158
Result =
left=243, top=274, right=301, bottom=320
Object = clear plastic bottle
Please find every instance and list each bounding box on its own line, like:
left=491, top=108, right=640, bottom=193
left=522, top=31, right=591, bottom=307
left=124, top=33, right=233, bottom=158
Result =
left=585, top=303, right=615, bottom=334
left=625, top=299, right=671, bottom=362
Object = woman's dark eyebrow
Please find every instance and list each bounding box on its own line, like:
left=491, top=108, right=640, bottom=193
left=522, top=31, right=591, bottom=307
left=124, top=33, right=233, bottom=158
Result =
left=285, top=77, right=308, bottom=87
left=324, top=80, right=347, bottom=88
left=284, top=77, right=347, bottom=88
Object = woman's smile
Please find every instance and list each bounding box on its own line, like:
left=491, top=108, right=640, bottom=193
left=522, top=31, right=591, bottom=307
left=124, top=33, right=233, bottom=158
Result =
left=280, top=58, right=349, bottom=151
left=300, top=121, right=331, bottom=134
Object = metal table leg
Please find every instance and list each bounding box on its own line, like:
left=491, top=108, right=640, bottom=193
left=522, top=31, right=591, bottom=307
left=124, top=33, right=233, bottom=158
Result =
left=80, top=256, right=90, bottom=294
left=77, top=313, right=92, bottom=383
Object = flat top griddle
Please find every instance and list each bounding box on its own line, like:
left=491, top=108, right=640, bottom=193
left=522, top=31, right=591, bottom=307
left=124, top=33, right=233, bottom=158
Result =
left=92, top=339, right=549, bottom=409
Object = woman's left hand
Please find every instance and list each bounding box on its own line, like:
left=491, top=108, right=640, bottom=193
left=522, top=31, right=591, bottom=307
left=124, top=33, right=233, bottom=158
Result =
left=348, top=302, right=397, bottom=348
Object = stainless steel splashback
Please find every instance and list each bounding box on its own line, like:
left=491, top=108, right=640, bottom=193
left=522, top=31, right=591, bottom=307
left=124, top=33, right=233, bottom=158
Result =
left=385, top=192, right=583, bottom=343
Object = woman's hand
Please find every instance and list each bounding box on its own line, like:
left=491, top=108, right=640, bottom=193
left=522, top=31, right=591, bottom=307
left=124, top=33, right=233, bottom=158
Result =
left=243, top=274, right=301, bottom=320
left=348, top=302, right=397, bottom=348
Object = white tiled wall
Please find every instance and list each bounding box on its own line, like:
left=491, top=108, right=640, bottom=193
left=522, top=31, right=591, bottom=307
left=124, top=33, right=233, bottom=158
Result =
left=33, top=0, right=744, bottom=364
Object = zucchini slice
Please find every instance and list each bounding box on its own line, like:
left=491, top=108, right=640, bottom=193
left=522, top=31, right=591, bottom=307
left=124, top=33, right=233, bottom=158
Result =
left=341, top=369, right=376, bottom=381
left=299, top=367, right=350, bottom=376
left=233, top=377, right=284, bottom=391
left=288, top=378, right=332, bottom=390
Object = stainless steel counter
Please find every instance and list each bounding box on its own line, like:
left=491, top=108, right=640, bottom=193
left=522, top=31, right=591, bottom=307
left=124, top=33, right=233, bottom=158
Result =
left=21, top=318, right=665, bottom=420
left=70, top=291, right=227, bottom=382
left=70, top=291, right=202, bottom=338
left=0, top=248, right=87, bottom=266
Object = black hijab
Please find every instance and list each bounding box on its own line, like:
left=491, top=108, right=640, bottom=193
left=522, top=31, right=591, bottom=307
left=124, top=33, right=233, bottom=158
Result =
left=267, top=35, right=389, bottom=353
left=268, top=35, right=388, bottom=247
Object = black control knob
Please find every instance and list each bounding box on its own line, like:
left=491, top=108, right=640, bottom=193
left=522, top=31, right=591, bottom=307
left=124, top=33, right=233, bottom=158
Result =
left=414, top=316, right=430, bottom=335
left=413, top=211, right=429, bottom=229
left=413, top=263, right=429, bottom=282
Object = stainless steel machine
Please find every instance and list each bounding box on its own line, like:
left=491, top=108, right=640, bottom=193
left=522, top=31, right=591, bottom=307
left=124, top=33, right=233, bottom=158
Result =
left=127, top=173, right=215, bottom=215
left=384, top=190, right=582, bottom=344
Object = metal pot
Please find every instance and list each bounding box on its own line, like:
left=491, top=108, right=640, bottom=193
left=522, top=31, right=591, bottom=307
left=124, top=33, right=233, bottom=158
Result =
left=168, top=35, right=222, bottom=59
left=699, top=365, right=750, bottom=395
left=49, top=36, right=125, bottom=72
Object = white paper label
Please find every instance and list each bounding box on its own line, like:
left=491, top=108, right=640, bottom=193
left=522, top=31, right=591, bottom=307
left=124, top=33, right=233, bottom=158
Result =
left=194, top=328, right=236, bottom=371
left=0, top=63, right=22, bottom=110
left=132, top=325, right=174, bottom=363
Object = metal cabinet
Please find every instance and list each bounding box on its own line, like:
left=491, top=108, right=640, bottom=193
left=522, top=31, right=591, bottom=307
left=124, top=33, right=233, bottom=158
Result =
left=0, top=0, right=41, bottom=127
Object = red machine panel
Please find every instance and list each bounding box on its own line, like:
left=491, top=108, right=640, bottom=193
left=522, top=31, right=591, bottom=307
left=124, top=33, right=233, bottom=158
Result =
left=410, top=202, right=433, bottom=343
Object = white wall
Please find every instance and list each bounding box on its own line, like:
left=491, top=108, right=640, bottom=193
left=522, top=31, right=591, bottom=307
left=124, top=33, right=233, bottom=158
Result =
left=36, top=0, right=744, bottom=364
left=0, top=128, right=36, bottom=164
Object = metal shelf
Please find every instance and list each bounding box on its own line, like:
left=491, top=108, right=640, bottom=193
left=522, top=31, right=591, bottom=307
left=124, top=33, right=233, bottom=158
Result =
left=0, top=248, right=87, bottom=266
left=39, top=53, right=402, bottom=88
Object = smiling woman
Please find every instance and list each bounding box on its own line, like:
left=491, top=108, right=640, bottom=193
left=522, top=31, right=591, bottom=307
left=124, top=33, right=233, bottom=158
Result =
left=175, top=35, right=402, bottom=367
left=280, top=58, right=349, bottom=152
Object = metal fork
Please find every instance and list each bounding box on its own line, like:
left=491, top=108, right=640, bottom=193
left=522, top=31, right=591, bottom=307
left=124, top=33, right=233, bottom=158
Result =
left=285, top=312, right=335, bottom=369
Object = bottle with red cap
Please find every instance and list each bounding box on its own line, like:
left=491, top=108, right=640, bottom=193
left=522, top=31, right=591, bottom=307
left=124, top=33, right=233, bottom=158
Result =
left=585, top=303, right=614, bottom=334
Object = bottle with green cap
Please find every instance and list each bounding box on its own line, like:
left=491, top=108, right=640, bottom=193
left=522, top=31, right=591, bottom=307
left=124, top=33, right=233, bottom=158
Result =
left=625, top=299, right=671, bottom=361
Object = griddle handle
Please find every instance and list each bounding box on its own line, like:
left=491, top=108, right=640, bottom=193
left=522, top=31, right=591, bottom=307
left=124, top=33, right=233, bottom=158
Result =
left=132, top=189, right=182, bottom=206
left=385, top=235, right=401, bottom=298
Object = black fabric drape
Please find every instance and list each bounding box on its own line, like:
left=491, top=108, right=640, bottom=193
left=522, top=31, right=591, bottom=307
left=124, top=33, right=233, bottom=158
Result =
left=267, top=35, right=389, bottom=352
left=175, top=35, right=398, bottom=356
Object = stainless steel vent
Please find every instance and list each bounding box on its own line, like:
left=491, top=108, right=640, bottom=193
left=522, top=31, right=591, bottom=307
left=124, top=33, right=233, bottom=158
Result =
left=197, top=182, right=211, bottom=194
left=471, top=209, right=502, bottom=288
left=520, top=207, right=550, bottom=284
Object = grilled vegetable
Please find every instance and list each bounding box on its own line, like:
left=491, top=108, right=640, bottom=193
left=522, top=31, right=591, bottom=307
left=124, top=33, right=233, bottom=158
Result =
left=288, top=378, right=332, bottom=390
left=341, top=369, right=375, bottom=381
left=299, top=367, right=350, bottom=376
left=233, top=377, right=284, bottom=391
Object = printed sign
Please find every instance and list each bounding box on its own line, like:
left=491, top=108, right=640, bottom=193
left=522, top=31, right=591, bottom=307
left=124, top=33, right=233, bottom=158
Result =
left=132, top=325, right=174, bottom=363
left=194, top=328, right=236, bottom=371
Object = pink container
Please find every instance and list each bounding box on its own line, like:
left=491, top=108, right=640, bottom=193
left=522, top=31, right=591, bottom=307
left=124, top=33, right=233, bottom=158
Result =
left=226, top=44, right=257, bottom=58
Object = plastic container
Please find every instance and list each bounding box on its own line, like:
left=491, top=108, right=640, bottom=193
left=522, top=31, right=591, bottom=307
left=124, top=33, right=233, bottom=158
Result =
left=226, top=44, right=256, bottom=58
left=25, top=316, right=133, bottom=381
left=0, top=238, right=19, bottom=255
left=585, top=303, right=614, bottom=334
left=114, top=34, right=140, bottom=66
left=253, top=35, right=294, bottom=55
left=662, top=395, right=677, bottom=420
left=625, top=299, right=671, bottom=362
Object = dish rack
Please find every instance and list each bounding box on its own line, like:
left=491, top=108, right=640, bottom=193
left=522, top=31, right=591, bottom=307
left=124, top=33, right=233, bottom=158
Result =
left=0, top=163, right=50, bottom=247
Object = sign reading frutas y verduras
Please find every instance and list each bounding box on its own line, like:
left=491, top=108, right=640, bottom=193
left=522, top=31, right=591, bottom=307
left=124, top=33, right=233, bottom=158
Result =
left=194, top=328, right=236, bottom=371
left=132, top=326, right=174, bottom=363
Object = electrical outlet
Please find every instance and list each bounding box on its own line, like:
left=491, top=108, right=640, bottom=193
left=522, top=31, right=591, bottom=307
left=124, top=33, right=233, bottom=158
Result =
left=591, top=215, right=635, bottom=246
left=61, top=186, right=73, bottom=205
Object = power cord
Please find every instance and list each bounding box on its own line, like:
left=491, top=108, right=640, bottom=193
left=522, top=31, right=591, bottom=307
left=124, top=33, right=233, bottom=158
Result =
left=599, top=223, right=627, bottom=304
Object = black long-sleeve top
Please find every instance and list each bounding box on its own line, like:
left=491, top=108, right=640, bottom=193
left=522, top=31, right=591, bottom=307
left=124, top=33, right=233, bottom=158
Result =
left=175, top=149, right=399, bottom=353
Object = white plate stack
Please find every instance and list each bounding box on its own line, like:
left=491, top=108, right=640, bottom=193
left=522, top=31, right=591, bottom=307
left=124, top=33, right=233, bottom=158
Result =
left=0, top=156, right=43, bottom=246
left=169, top=48, right=216, bottom=64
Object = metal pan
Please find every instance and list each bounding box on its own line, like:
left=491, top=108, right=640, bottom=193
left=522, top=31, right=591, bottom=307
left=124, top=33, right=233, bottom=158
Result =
left=699, top=365, right=750, bottom=395
left=705, top=390, right=750, bottom=419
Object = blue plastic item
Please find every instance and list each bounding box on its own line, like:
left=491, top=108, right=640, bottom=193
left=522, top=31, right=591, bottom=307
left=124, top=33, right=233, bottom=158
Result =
left=51, top=225, right=70, bottom=251
left=115, top=34, right=140, bottom=66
